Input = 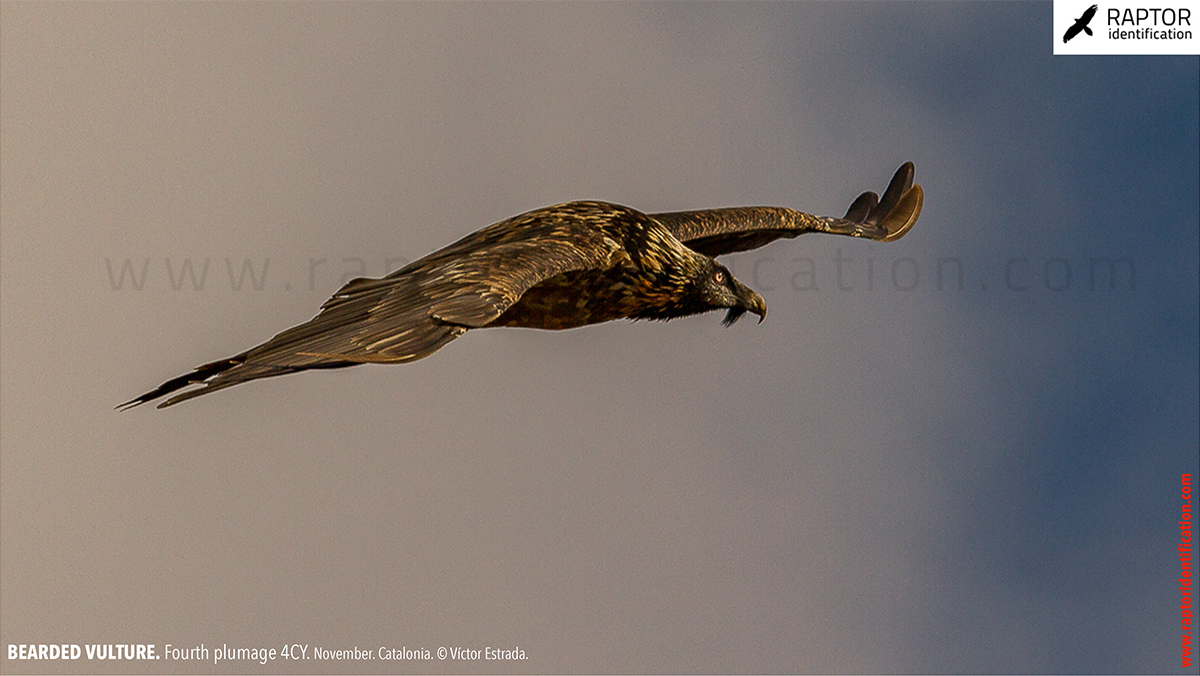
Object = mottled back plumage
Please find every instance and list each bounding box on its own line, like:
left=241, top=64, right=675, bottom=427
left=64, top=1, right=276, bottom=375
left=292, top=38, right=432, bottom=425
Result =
left=120, top=163, right=922, bottom=409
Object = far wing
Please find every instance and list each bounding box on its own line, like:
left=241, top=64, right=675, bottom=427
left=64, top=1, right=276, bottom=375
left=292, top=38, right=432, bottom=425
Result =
left=651, top=162, right=923, bottom=258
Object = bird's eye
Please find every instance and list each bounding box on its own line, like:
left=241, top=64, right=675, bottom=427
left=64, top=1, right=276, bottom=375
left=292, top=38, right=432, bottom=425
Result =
left=712, top=270, right=726, bottom=284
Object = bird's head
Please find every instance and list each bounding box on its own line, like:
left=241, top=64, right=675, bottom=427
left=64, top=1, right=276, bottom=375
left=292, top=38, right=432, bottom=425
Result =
left=699, top=262, right=767, bottom=326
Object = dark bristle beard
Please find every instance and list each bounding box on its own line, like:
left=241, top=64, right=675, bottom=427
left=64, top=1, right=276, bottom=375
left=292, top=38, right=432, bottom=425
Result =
left=722, top=306, right=746, bottom=327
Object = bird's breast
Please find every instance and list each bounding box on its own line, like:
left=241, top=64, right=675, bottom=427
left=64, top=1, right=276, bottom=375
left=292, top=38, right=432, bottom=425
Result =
left=486, top=267, right=670, bottom=330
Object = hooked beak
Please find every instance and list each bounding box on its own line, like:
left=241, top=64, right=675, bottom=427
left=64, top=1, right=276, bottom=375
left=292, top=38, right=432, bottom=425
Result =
left=722, top=281, right=767, bottom=326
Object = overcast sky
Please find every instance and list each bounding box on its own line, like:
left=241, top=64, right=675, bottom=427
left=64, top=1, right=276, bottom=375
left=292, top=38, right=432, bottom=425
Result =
left=2, top=2, right=1197, bottom=674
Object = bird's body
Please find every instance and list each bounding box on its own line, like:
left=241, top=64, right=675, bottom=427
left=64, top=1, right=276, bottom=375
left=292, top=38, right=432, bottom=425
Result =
left=120, top=163, right=923, bottom=409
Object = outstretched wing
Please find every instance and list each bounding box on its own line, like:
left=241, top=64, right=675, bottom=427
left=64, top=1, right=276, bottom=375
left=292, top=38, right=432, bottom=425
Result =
left=651, top=162, right=923, bottom=258
left=119, top=203, right=628, bottom=408
left=291, top=224, right=626, bottom=363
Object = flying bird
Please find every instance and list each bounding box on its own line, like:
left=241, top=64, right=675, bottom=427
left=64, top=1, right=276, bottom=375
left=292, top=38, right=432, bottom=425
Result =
left=119, top=162, right=923, bottom=409
left=1063, top=4, right=1098, bottom=42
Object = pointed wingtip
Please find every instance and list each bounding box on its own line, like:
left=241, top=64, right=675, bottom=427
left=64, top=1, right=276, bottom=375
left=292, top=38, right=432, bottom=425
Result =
left=115, top=394, right=154, bottom=412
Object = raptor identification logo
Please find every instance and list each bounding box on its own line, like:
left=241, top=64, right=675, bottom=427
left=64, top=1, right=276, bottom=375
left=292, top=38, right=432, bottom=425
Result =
left=1054, top=0, right=1200, bottom=53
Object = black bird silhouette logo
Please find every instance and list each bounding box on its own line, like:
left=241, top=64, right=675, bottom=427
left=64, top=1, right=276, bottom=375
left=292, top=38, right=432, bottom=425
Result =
left=1063, top=4, right=1099, bottom=42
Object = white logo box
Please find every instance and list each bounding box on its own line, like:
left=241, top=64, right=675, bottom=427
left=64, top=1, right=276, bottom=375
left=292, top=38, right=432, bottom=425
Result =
left=1055, top=0, right=1200, bottom=54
